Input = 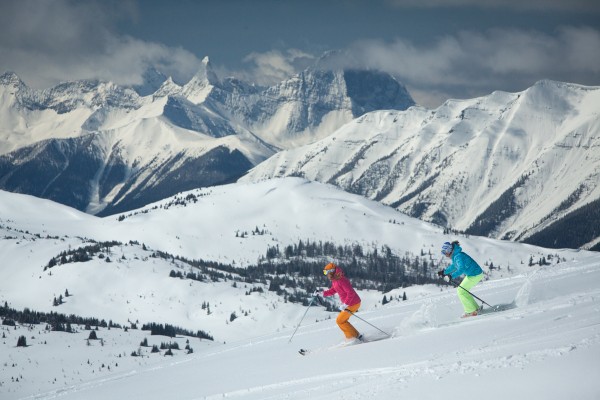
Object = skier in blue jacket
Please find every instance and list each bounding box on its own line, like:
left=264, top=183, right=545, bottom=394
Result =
left=438, top=241, right=484, bottom=317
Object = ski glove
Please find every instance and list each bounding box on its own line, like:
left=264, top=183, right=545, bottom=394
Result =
left=312, top=290, right=321, bottom=297
left=438, top=270, right=451, bottom=282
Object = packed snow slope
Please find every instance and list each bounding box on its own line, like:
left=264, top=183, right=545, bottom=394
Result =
left=242, top=80, right=600, bottom=250
left=1, top=178, right=599, bottom=399
left=2, top=254, right=599, bottom=399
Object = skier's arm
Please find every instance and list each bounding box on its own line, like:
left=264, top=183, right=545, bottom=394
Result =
left=443, top=263, right=458, bottom=278
left=323, top=287, right=336, bottom=297
left=445, top=256, right=464, bottom=278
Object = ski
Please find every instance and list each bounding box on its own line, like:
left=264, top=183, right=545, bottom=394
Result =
left=468, top=302, right=516, bottom=318
left=298, top=334, right=390, bottom=355
left=298, top=341, right=362, bottom=356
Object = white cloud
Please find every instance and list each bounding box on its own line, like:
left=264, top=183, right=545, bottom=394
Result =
left=337, top=26, right=600, bottom=107
left=240, top=49, right=316, bottom=86
left=1, top=0, right=597, bottom=110
left=225, top=25, right=600, bottom=108
left=0, top=0, right=201, bottom=89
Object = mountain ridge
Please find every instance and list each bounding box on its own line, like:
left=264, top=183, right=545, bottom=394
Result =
left=1, top=64, right=597, bottom=249
left=0, top=63, right=413, bottom=215
left=242, top=80, right=600, bottom=249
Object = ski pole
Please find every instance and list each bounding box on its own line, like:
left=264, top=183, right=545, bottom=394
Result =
left=446, top=279, right=493, bottom=309
left=288, top=296, right=316, bottom=343
left=343, top=308, right=391, bottom=337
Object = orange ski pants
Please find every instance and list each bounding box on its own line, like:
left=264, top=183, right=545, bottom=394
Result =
left=336, top=303, right=361, bottom=338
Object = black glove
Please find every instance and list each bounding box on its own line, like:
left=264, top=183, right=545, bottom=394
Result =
left=437, top=270, right=445, bottom=278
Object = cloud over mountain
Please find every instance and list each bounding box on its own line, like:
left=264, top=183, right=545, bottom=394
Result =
left=320, top=26, right=600, bottom=107
left=0, top=0, right=201, bottom=89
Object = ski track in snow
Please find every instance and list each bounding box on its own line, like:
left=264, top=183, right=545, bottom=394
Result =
left=227, top=266, right=596, bottom=399
left=196, top=335, right=600, bottom=400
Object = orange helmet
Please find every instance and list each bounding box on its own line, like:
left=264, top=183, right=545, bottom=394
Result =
left=323, top=263, right=337, bottom=275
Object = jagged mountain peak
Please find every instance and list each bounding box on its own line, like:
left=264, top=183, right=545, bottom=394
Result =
left=248, top=66, right=414, bottom=148
left=133, top=67, right=169, bottom=96
left=279, top=66, right=414, bottom=110
left=181, top=56, right=219, bottom=104
left=193, top=56, right=219, bottom=84
left=40, top=79, right=142, bottom=113
left=0, top=71, right=25, bottom=88
left=154, top=76, right=182, bottom=98
left=0, top=72, right=138, bottom=113
left=342, top=69, right=414, bottom=114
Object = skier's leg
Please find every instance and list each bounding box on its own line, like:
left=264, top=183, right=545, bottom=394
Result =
left=336, top=303, right=361, bottom=338
left=457, top=274, right=483, bottom=313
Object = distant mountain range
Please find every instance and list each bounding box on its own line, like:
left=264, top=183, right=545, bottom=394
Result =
left=0, top=58, right=413, bottom=215
left=243, top=80, right=600, bottom=250
left=0, top=60, right=598, bottom=250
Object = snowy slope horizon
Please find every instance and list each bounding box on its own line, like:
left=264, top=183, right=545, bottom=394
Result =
left=243, top=80, right=600, bottom=250
left=0, top=58, right=413, bottom=216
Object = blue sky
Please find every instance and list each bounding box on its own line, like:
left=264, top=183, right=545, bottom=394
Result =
left=1, top=0, right=599, bottom=107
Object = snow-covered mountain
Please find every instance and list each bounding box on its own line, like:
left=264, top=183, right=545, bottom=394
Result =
left=0, top=60, right=413, bottom=216
left=1, top=178, right=599, bottom=399
left=0, top=69, right=270, bottom=215
left=242, top=81, right=600, bottom=250
left=1, top=62, right=598, bottom=250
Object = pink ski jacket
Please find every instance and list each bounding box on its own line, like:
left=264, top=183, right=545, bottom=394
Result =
left=322, top=266, right=361, bottom=306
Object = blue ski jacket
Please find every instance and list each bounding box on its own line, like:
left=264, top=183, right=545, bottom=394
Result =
left=443, top=245, right=483, bottom=279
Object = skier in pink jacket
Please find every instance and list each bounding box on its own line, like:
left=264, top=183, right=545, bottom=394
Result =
left=320, top=263, right=363, bottom=341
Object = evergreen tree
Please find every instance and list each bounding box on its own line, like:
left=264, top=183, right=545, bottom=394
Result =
left=17, top=335, right=27, bottom=347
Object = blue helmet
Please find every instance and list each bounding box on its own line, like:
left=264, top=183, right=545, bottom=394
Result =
left=441, top=242, right=454, bottom=256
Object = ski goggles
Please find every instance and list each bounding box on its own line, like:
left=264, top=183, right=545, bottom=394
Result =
left=323, top=268, right=336, bottom=275
left=441, top=242, right=453, bottom=256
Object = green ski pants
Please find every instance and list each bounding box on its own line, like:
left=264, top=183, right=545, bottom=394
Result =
left=457, top=274, right=484, bottom=313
